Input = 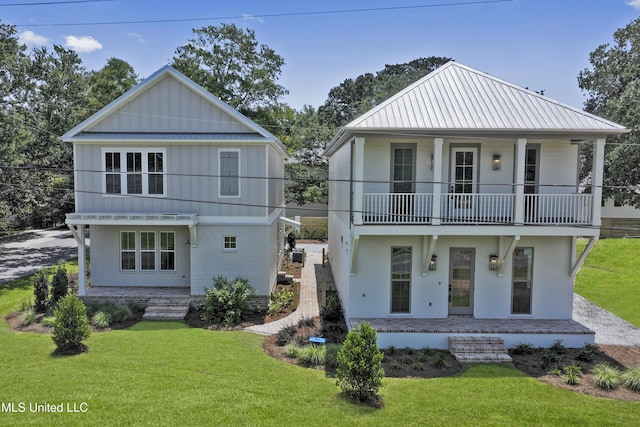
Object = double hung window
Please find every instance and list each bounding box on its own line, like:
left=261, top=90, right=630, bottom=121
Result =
left=103, top=149, right=165, bottom=196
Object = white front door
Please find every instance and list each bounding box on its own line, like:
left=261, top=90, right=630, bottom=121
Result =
left=449, top=148, right=477, bottom=219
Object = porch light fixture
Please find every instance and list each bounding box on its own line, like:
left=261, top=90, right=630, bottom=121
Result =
left=489, top=255, right=499, bottom=271
left=492, top=154, right=502, bottom=171
left=429, top=255, right=437, bottom=271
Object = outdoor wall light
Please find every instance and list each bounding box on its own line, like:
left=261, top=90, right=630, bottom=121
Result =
left=489, top=255, right=499, bottom=271
left=492, top=154, right=502, bottom=171
left=429, top=255, right=437, bottom=271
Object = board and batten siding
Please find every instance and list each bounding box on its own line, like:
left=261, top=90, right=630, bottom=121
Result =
left=267, top=146, right=285, bottom=214
left=86, top=75, right=250, bottom=133
left=74, top=143, right=268, bottom=217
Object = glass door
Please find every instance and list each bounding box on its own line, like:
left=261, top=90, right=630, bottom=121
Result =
left=449, top=148, right=477, bottom=219
left=449, top=248, right=475, bottom=315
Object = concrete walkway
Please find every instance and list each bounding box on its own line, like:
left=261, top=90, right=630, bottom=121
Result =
left=245, top=243, right=331, bottom=335
left=573, top=293, right=640, bottom=346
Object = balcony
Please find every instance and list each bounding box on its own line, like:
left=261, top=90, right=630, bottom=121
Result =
left=361, top=193, right=593, bottom=225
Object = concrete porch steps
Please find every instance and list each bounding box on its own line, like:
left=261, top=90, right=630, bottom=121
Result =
left=448, top=336, right=512, bottom=363
left=142, top=296, right=191, bottom=320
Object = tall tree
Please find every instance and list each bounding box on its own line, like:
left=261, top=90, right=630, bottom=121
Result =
left=578, top=17, right=640, bottom=206
left=171, top=23, right=288, bottom=116
left=318, top=56, right=451, bottom=128
left=87, top=57, right=138, bottom=113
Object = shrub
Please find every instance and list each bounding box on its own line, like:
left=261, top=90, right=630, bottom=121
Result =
left=126, top=300, right=146, bottom=313
left=52, top=295, right=91, bottom=354
left=267, top=288, right=294, bottom=315
left=299, top=345, right=326, bottom=367
left=325, top=344, right=341, bottom=368
left=388, top=362, right=403, bottom=371
left=549, top=367, right=562, bottom=376
left=399, top=355, right=413, bottom=365
left=320, top=291, right=343, bottom=322
left=411, top=362, right=425, bottom=371
left=385, top=345, right=397, bottom=356
left=336, top=322, right=384, bottom=404
left=550, top=339, right=566, bottom=355
left=19, top=298, right=33, bottom=312
left=275, top=325, right=298, bottom=346
left=622, top=365, right=640, bottom=392
left=419, top=347, right=433, bottom=356
left=201, top=276, right=255, bottom=326
left=33, top=272, right=50, bottom=313
left=113, top=304, right=133, bottom=323
left=433, top=354, right=446, bottom=369
left=91, top=311, right=112, bottom=328
left=512, top=343, right=534, bottom=355
left=576, top=343, right=598, bottom=363
left=542, top=349, right=562, bottom=369
left=563, top=364, right=582, bottom=386
left=298, top=317, right=315, bottom=328
left=20, top=309, right=36, bottom=326
left=592, top=363, right=621, bottom=390
left=51, top=265, right=69, bottom=304
left=41, top=316, right=56, bottom=327
left=417, top=352, right=430, bottom=363
left=283, top=343, right=303, bottom=359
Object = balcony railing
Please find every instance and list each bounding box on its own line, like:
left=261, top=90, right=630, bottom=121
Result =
left=361, top=193, right=593, bottom=225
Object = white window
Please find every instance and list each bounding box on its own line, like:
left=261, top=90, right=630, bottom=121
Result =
left=224, top=236, right=237, bottom=250
left=120, top=231, right=136, bottom=270
left=390, top=247, right=411, bottom=313
left=512, top=248, right=533, bottom=314
left=160, top=232, right=175, bottom=271
left=103, top=149, right=166, bottom=196
left=219, top=150, right=240, bottom=197
left=140, top=232, right=156, bottom=271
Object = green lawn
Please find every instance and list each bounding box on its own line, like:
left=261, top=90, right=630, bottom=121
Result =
left=1, top=263, right=639, bottom=425
left=576, top=238, right=640, bottom=327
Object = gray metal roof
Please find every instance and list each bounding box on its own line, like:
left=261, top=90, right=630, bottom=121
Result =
left=344, top=61, right=627, bottom=133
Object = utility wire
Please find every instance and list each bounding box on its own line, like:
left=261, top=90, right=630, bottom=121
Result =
left=0, top=0, right=112, bottom=6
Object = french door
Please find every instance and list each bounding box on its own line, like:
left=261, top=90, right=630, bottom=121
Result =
left=449, top=148, right=477, bottom=219
left=449, top=248, right=475, bottom=315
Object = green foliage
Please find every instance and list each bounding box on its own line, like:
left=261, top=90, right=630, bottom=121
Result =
left=275, top=325, right=297, bottom=346
left=18, top=297, right=33, bottom=312
left=622, top=365, right=640, bottom=392
left=33, top=272, right=50, bottom=313
left=336, top=322, right=384, bottom=404
left=433, top=354, right=446, bottom=369
left=512, top=343, right=534, bottom=355
left=298, top=317, right=315, bottom=328
left=399, top=355, right=413, bottom=365
left=91, top=311, right=111, bottom=329
left=542, top=349, right=562, bottom=370
left=549, top=367, right=562, bottom=376
left=20, top=309, right=36, bottom=326
left=112, top=304, right=133, bottom=323
left=41, top=316, right=56, bottom=327
left=411, top=362, right=425, bottom=371
left=50, top=265, right=69, bottom=304
left=576, top=343, right=598, bottom=363
left=283, top=343, right=302, bottom=359
left=51, top=294, right=90, bottom=353
left=201, top=276, right=255, bottom=326
left=388, top=362, right=403, bottom=371
left=325, top=344, right=341, bottom=369
left=385, top=345, right=397, bottom=356
left=320, top=291, right=343, bottom=322
left=267, top=288, right=294, bottom=315
left=550, top=340, right=566, bottom=355
left=563, top=364, right=582, bottom=386
left=592, top=363, right=621, bottom=390
left=298, top=345, right=326, bottom=367
left=87, top=57, right=138, bottom=112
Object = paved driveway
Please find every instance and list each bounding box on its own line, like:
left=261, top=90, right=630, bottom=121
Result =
left=0, top=228, right=81, bottom=284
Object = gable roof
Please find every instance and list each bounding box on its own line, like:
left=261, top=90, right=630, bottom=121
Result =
left=327, top=61, right=627, bottom=154
left=62, top=65, right=287, bottom=156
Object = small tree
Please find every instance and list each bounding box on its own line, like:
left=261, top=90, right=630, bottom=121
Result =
left=201, top=276, right=255, bottom=326
left=336, top=322, right=384, bottom=405
left=52, top=294, right=90, bottom=354
left=33, top=272, right=50, bottom=313
left=51, top=265, right=69, bottom=304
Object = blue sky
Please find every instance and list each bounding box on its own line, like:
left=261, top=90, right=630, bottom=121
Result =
left=3, top=0, right=640, bottom=110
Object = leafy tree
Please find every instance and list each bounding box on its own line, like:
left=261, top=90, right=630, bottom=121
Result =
left=336, top=322, right=384, bottom=405
left=87, top=57, right=138, bottom=113
left=51, top=265, right=69, bottom=304
left=319, top=56, right=451, bottom=128
left=33, top=271, right=50, bottom=313
left=52, top=294, right=90, bottom=354
left=172, top=23, right=288, bottom=115
left=578, top=17, right=640, bottom=206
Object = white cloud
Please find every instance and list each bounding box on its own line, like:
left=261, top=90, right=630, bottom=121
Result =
left=627, top=0, right=640, bottom=9
left=64, top=35, right=103, bottom=53
left=128, top=32, right=145, bottom=43
left=243, top=14, right=265, bottom=23
left=19, top=30, right=49, bottom=46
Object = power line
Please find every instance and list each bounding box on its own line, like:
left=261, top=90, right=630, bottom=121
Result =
left=16, top=0, right=515, bottom=27
left=0, top=0, right=112, bottom=6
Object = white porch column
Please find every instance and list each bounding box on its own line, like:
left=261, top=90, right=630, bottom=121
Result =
left=591, top=138, right=606, bottom=227
left=431, top=138, right=444, bottom=225
left=514, top=138, right=527, bottom=225
left=353, top=137, right=365, bottom=226
left=77, top=225, right=86, bottom=296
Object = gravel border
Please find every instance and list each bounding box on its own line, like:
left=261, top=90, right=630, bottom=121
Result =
left=573, top=293, right=640, bottom=346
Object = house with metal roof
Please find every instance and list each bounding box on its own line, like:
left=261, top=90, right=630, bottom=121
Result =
left=325, top=61, right=628, bottom=359
left=63, top=65, right=297, bottom=317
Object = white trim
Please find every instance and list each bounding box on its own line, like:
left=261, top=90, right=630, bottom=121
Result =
left=223, top=235, right=237, bottom=251
left=120, top=231, right=137, bottom=271
left=218, top=148, right=241, bottom=198
left=140, top=231, right=156, bottom=271
left=101, top=147, right=167, bottom=197
left=160, top=231, right=176, bottom=271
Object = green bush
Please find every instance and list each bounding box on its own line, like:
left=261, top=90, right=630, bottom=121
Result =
left=283, top=343, right=303, bottom=359
left=19, top=298, right=33, bottom=312
left=512, top=343, right=534, bottom=355
left=388, top=362, right=403, bottom=371
left=399, top=355, right=413, bottom=365
left=563, top=364, right=582, bottom=386
left=325, top=344, right=341, bottom=368
left=592, top=363, right=621, bottom=390
left=411, top=362, right=425, bottom=371
left=336, top=322, right=384, bottom=404
left=320, top=291, right=343, bottom=322
left=550, top=340, right=566, bottom=355
left=113, top=304, right=133, bottom=323
left=542, top=349, right=562, bottom=369
left=576, top=343, right=598, bottom=363
left=51, top=265, right=69, bottom=304
left=299, top=345, right=326, bottom=367
left=433, top=354, right=446, bottom=369
left=201, top=276, right=255, bottom=326
left=91, top=311, right=111, bottom=328
left=298, top=317, right=315, bottom=328
left=275, top=325, right=298, bottom=346
left=622, top=365, right=640, bottom=392
left=20, top=309, right=36, bottom=326
left=41, top=316, right=56, bottom=327
left=33, top=272, right=50, bottom=313
left=52, top=295, right=90, bottom=354
left=267, top=288, right=294, bottom=315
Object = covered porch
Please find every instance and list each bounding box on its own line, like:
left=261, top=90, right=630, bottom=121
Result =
left=350, top=317, right=595, bottom=350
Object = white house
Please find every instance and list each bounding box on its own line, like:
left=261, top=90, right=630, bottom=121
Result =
left=63, top=66, right=296, bottom=310
left=325, top=62, right=628, bottom=352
